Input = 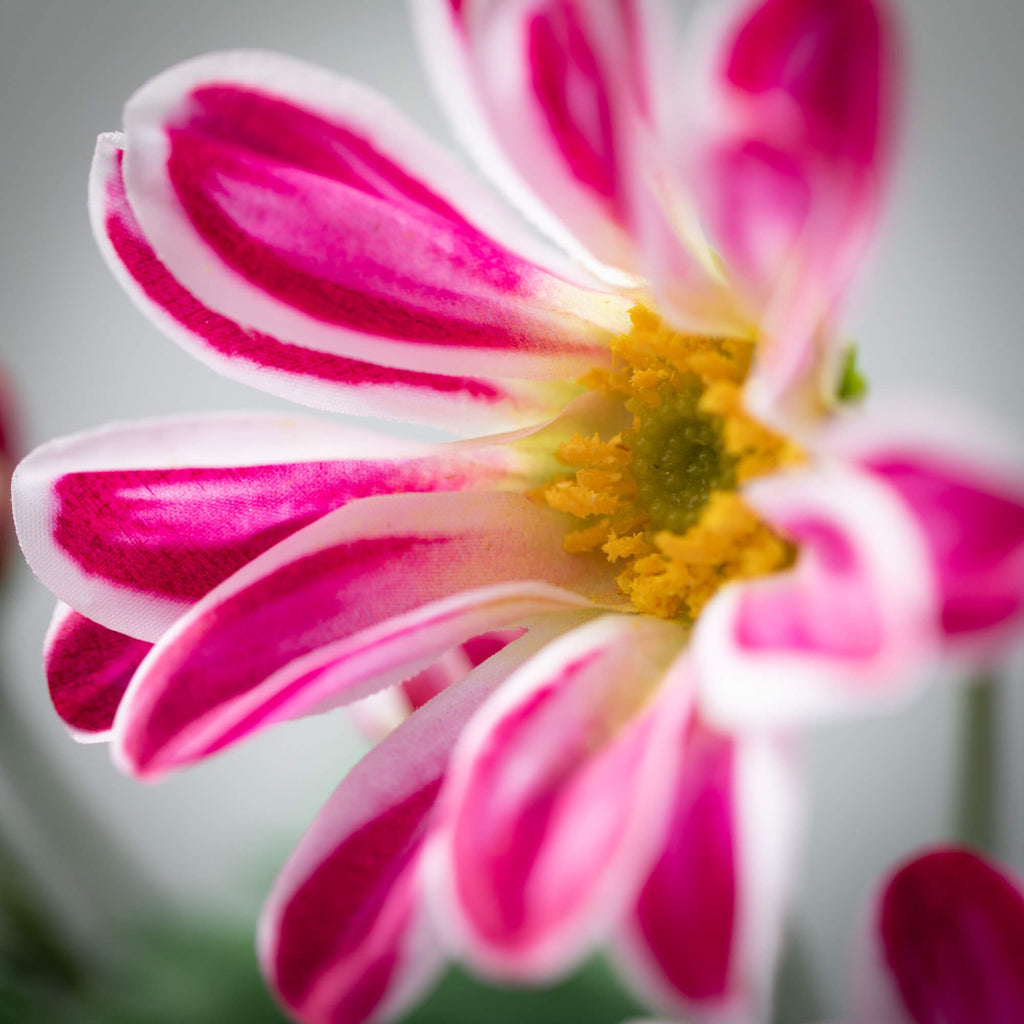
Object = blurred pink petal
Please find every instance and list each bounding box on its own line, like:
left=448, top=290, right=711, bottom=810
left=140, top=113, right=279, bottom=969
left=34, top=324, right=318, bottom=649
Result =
left=857, top=847, right=1024, bottom=1024
left=677, top=0, right=899, bottom=413
left=614, top=726, right=802, bottom=1022
left=427, top=615, right=691, bottom=979
left=697, top=465, right=937, bottom=727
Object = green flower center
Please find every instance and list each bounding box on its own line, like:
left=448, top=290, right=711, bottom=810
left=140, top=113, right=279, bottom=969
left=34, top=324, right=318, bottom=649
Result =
left=626, top=377, right=736, bottom=535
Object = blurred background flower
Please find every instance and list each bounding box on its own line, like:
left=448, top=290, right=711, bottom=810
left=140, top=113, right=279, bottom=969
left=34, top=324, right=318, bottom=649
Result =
left=0, top=1, right=1022, bottom=1021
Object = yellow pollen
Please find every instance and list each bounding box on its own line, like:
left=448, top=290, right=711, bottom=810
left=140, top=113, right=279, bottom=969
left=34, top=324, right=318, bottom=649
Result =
left=540, top=305, right=801, bottom=622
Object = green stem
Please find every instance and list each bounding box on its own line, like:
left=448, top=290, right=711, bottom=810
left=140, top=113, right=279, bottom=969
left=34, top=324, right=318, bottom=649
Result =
left=771, top=929, right=821, bottom=1024
left=954, top=671, right=998, bottom=853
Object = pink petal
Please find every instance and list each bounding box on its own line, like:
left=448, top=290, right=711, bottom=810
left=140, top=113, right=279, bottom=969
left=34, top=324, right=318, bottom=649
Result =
left=679, top=0, right=899, bottom=410
left=857, top=847, right=1024, bottom=1024
left=91, top=135, right=572, bottom=436
left=120, top=51, right=626, bottom=385
left=12, top=413, right=522, bottom=641
left=415, top=0, right=672, bottom=276
left=350, top=630, right=524, bottom=740
left=112, top=491, right=624, bottom=778
left=614, top=726, right=802, bottom=1021
left=863, top=448, right=1024, bottom=653
left=425, top=614, right=692, bottom=980
left=696, top=466, right=938, bottom=727
left=259, top=623, right=573, bottom=1024
left=44, top=603, right=152, bottom=742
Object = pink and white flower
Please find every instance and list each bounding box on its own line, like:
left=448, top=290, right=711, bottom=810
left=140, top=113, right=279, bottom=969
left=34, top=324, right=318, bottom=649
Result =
left=12, top=1, right=1024, bottom=1022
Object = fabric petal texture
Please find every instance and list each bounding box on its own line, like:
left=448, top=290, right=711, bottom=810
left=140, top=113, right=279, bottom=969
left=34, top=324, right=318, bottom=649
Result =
left=13, top=412, right=524, bottom=641
left=91, top=133, right=575, bottom=435
left=44, top=603, right=152, bottom=742
left=349, top=629, right=523, bottom=740
left=856, top=847, right=1024, bottom=1024
left=119, top=51, right=629, bottom=383
left=113, top=491, right=624, bottom=778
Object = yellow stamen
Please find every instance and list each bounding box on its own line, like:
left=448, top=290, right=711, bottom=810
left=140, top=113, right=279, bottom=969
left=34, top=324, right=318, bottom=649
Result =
left=539, top=305, right=801, bottom=622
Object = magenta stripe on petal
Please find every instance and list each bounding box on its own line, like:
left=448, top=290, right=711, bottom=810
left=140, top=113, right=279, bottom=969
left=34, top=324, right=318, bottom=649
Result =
left=262, top=638, right=540, bottom=1024
left=275, top=780, right=439, bottom=1015
left=736, top=515, right=883, bottom=658
left=877, top=848, right=1024, bottom=1024
left=434, top=616, right=689, bottom=977
left=725, top=0, right=886, bottom=165
left=529, top=3, right=621, bottom=208
left=53, top=457, right=490, bottom=603
left=97, top=141, right=553, bottom=428
left=115, top=492, right=619, bottom=775
left=123, top=533, right=441, bottom=767
left=633, top=727, right=736, bottom=1001
left=461, top=629, right=524, bottom=669
left=45, top=608, right=151, bottom=737
left=162, top=84, right=593, bottom=358
left=148, top=586, right=577, bottom=772
left=868, top=455, right=1024, bottom=639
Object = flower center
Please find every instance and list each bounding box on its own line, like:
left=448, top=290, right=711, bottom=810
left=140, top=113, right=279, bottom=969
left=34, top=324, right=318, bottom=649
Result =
left=540, top=306, right=801, bottom=623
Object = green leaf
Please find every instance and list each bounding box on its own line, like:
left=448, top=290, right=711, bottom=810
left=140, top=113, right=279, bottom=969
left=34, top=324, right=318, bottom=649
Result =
left=836, top=345, right=868, bottom=403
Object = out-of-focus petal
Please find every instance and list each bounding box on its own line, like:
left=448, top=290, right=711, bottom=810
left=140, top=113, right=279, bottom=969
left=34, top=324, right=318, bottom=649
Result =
left=856, top=847, right=1024, bottom=1024
left=862, top=450, right=1024, bottom=655
left=825, top=406, right=1024, bottom=655
left=43, top=603, right=152, bottom=742
left=113, top=491, right=624, bottom=778
left=425, top=614, right=691, bottom=980
left=415, top=0, right=672, bottom=278
left=120, top=51, right=628, bottom=385
left=12, top=413, right=522, bottom=642
left=676, top=0, right=899, bottom=412
left=613, top=727, right=802, bottom=1023
left=697, top=466, right=937, bottom=728
left=91, top=134, right=575, bottom=435
left=349, top=629, right=524, bottom=740
left=259, top=627, right=563, bottom=1024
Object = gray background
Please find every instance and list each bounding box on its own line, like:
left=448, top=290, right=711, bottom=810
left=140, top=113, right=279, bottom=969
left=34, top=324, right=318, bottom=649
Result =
left=0, top=0, right=1021, bottom=1016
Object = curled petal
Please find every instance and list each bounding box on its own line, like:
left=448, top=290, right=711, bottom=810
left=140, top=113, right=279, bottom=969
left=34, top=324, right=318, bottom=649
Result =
left=426, top=614, right=691, bottom=980
left=613, top=728, right=802, bottom=1023
left=856, top=847, right=1024, bottom=1024
left=91, top=134, right=572, bottom=435
left=678, top=0, right=899, bottom=410
left=697, top=466, right=937, bottom=728
left=44, top=603, right=151, bottom=742
left=120, top=51, right=627, bottom=384
left=416, top=0, right=672, bottom=276
left=113, top=491, right=623, bottom=778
